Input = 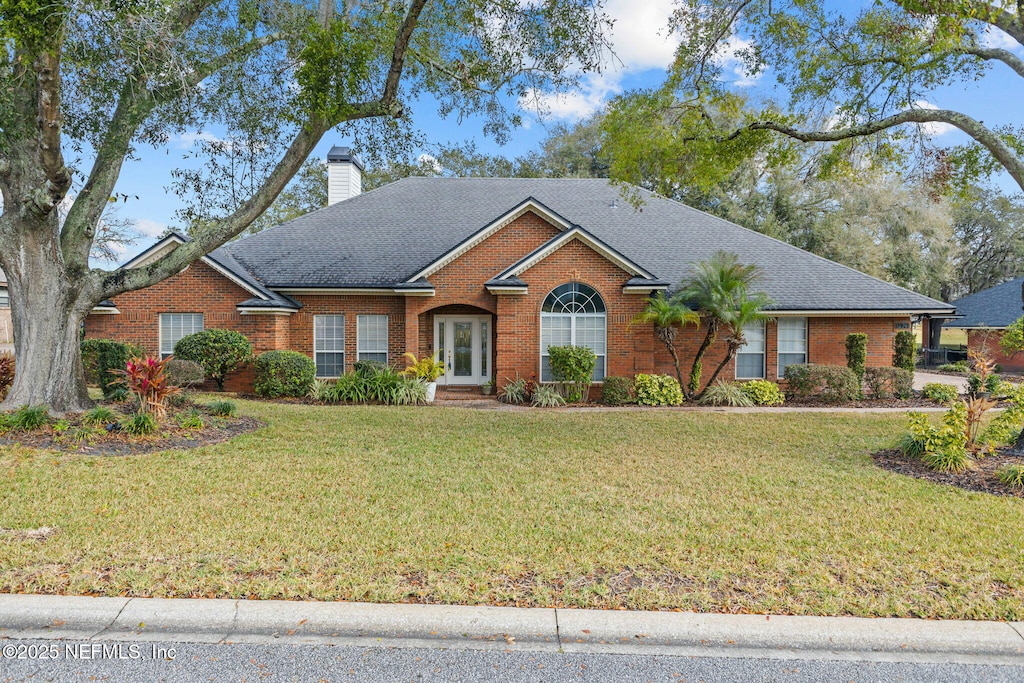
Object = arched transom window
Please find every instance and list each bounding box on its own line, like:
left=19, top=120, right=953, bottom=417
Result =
left=540, top=282, right=607, bottom=381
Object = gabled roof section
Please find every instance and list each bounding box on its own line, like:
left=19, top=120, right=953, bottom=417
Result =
left=120, top=232, right=300, bottom=310
left=491, top=226, right=657, bottom=282
left=217, top=177, right=956, bottom=313
left=406, top=197, right=577, bottom=282
left=946, top=278, right=1024, bottom=329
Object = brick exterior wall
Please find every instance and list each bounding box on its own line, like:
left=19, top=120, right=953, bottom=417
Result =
left=84, top=211, right=913, bottom=393
left=968, top=329, right=1024, bottom=372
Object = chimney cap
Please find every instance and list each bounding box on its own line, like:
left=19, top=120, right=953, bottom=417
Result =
left=326, top=145, right=365, bottom=171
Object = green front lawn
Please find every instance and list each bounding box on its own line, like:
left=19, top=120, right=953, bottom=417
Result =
left=2, top=401, right=1023, bottom=619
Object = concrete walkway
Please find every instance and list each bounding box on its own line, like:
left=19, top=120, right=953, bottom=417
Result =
left=1, top=594, right=1022, bottom=665
left=914, top=371, right=969, bottom=392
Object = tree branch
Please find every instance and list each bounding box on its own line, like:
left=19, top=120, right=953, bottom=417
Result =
left=33, top=50, right=72, bottom=215
left=98, top=0, right=431, bottom=298
left=961, top=44, right=1024, bottom=79
left=741, top=108, right=1024, bottom=192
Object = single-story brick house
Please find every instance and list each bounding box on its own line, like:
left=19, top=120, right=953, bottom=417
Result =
left=85, top=147, right=956, bottom=393
left=945, top=278, right=1024, bottom=372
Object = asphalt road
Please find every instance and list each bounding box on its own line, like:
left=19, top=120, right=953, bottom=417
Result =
left=2, top=639, right=1022, bottom=683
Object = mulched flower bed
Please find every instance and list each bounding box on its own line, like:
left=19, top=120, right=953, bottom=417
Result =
left=0, top=401, right=263, bottom=456
left=873, top=447, right=1024, bottom=498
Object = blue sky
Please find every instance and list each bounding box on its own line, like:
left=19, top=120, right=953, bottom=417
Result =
left=100, top=0, right=1024, bottom=264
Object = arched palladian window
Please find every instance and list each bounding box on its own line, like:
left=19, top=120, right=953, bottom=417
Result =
left=540, top=282, right=606, bottom=382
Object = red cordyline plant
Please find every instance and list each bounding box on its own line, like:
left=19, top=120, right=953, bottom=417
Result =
left=111, top=356, right=180, bottom=420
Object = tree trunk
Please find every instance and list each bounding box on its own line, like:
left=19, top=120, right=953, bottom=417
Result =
left=1, top=227, right=98, bottom=415
left=1010, top=428, right=1024, bottom=456
left=687, top=327, right=718, bottom=400
left=696, top=344, right=739, bottom=401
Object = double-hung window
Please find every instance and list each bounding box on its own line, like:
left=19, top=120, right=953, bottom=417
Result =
left=357, top=315, right=388, bottom=363
left=540, top=283, right=607, bottom=382
left=159, top=313, right=203, bottom=359
left=777, top=317, right=808, bottom=378
left=314, top=315, right=345, bottom=377
left=736, top=320, right=766, bottom=379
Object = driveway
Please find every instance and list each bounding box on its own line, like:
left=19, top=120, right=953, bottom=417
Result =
left=914, top=371, right=968, bottom=392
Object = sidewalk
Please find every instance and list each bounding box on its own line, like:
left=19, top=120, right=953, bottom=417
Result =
left=1, top=594, right=1022, bottom=665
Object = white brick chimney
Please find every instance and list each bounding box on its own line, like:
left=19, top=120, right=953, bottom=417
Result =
left=326, top=146, right=364, bottom=205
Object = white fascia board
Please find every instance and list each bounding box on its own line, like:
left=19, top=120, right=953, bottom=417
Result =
left=275, top=287, right=435, bottom=296
left=622, top=285, right=669, bottom=294
left=407, top=200, right=574, bottom=282
left=499, top=228, right=656, bottom=281
left=237, top=307, right=296, bottom=315
left=485, top=286, right=528, bottom=295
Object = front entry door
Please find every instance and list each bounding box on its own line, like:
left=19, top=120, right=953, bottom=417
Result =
left=434, top=316, right=491, bottom=386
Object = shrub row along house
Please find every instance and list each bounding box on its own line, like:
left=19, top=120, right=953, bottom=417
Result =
left=85, top=147, right=956, bottom=395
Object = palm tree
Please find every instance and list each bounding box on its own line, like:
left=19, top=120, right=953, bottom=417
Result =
left=631, top=292, right=699, bottom=390
left=697, top=292, right=773, bottom=398
left=674, top=251, right=769, bottom=400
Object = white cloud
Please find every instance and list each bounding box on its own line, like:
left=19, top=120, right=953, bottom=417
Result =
left=520, top=72, right=624, bottom=121
left=713, top=35, right=763, bottom=87
left=912, top=100, right=955, bottom=137
left=133, top=218, right=168, bottom=238
left=418, top=153, right=441, bottom=172
left=979, top=26, right=1023, bottom=53
left=174, top=131, right=224, bottom=148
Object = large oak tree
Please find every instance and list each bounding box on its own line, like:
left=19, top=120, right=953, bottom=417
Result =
left=0, top=0, right=609, bottom=412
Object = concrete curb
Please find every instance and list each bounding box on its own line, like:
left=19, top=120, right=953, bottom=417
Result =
left=1, top=594, right=1023, bottom=664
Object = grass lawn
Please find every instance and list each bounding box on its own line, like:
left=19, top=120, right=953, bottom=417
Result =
left=2, top=400, right=1023, bottom=619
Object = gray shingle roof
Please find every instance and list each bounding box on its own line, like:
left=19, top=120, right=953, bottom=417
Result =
left=946, top=278, right=1024, bottom=328
left=221, top=177, right=953, bottom=313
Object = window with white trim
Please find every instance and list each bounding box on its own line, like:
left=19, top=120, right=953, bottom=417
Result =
left=540, top=283, right=606, bottom=382
left=357, top=315, right=388, bottom=364
left=159, top=313, right=203, bottom=359
left=736, top=320, right=766, bottom=379
left=778, top=317, right=808, bottom=378
left=314, top=315, right=345, bottom=377
left=0, top=287, right=8, bottom=308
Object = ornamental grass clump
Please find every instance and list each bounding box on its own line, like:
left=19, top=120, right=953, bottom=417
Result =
left=110, top=356, right=180, bottom=420
left=699, top=380, right=754, bottom=407
left=531, top=384, right=566, bottom=407
left=997, top=464, right=1024, bottom=490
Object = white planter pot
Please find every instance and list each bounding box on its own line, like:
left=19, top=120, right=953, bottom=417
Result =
left=425, top=381, right=437, bottom=402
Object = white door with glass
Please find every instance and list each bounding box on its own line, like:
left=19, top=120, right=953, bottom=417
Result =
left=434, top=316, right=491, bottom=385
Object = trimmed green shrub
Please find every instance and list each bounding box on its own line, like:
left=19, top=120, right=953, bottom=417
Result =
left=845, top=333, right=867, bottom=389
left=10, top=404, right=49, bottom=431
left=893, top=330, right=916, bottom=374
left=532, top=385, right=566, bottom=407
left=81, top=339, right=144, bottom=397
left=740, top=379, right=785, bottom=406
left=547, top=345, right=596, bottom=403
left=980, top=385, right=1024, bottom=447
left=207, top=400, right=237, bottom=417
left=937, top=361, right=970, bottom=373
left=601, top=376, right=634, bottom=405
left=331, top=373, right=368, bottom=403
left=864, top=367, right=913, bottom=399
left=122, top=412, right=158, bottom=436
left=782, top=364, right=859, bottom=403
left=634, top=374, right=684, bottom=406
left=0, top=352, right=14, bottom=401
left=164, top=359, right=205, bottom=388
left=253, top=350, right=316, bottom=398
left=997, top=464, right=1024, bottom=490
left=921, top=382, right=959, bottom=405
left=173, top=329, right=253, bottom=391
left=699, top=380, right=754, bottom=407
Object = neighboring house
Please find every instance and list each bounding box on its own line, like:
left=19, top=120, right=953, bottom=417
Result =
left=0, top=268, right=11, bottom=345
left=85, top=147, right=956, bottom=394
left=945, top=278, right=1024, bottom=371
